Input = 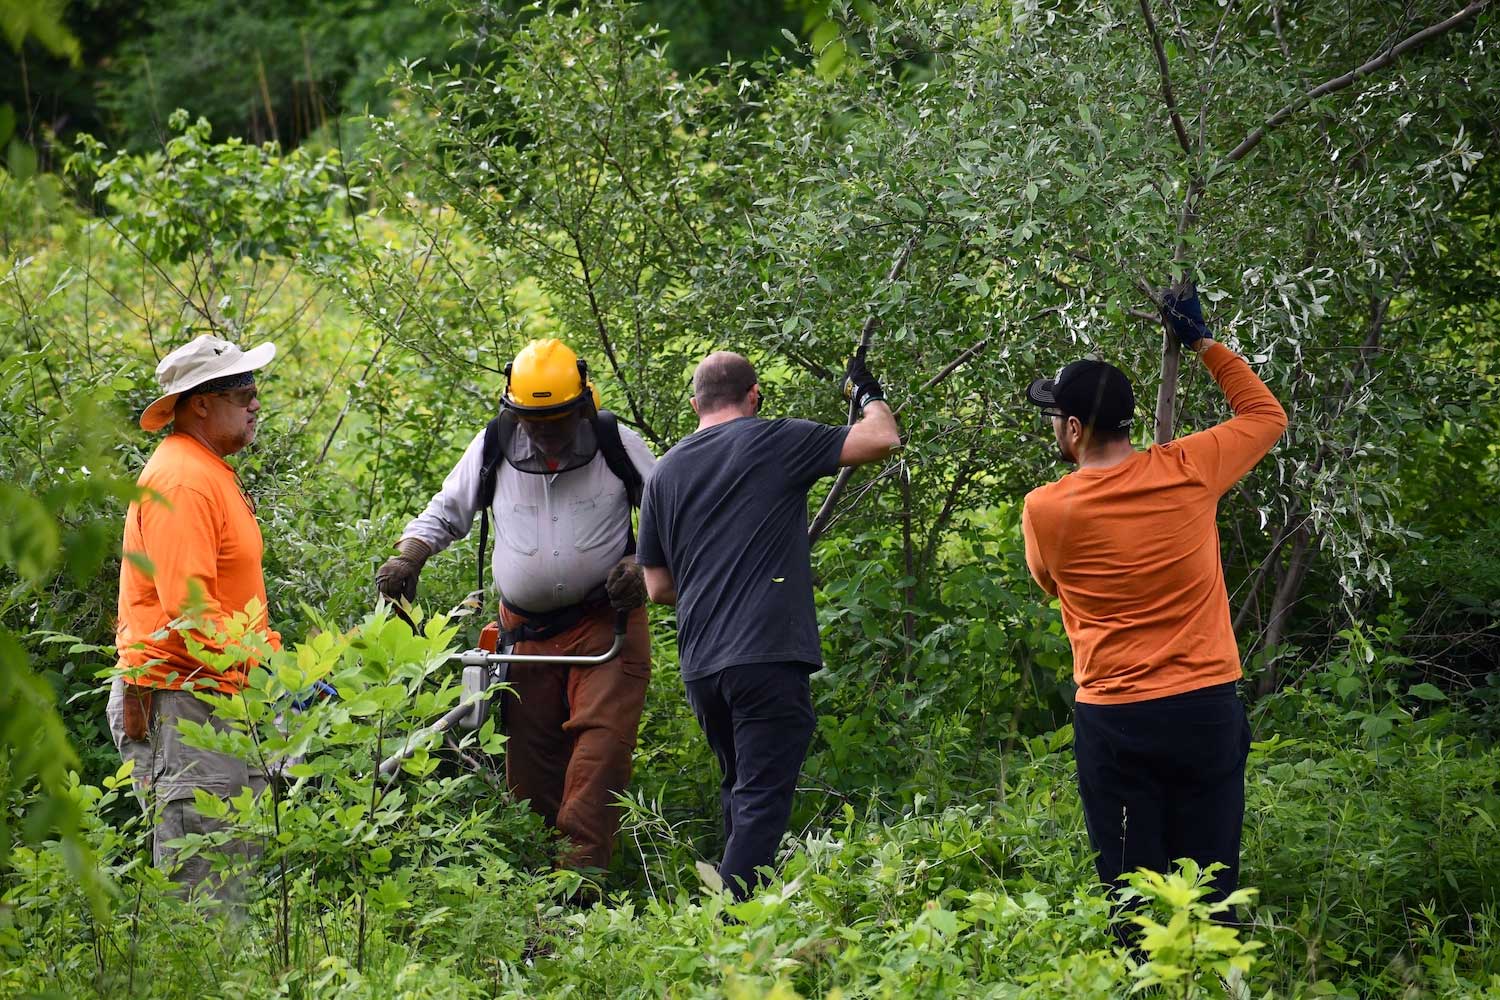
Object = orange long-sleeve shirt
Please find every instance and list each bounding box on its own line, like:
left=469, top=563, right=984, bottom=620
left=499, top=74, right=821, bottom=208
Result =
left=115, top=432, right=280, bottom=692
left=1021, top=342, right=1288, bottom=705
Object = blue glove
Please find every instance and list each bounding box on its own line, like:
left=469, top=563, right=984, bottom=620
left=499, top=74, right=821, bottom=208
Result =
left=1161, top=284, right=1210, bottom=348
left=290, top=679, right=339, bottom=712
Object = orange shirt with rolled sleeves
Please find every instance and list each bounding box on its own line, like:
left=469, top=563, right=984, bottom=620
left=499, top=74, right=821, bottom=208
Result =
left=1022, top=343, right=1288, bottom=705
left=115, top=432, right=281, bottom=692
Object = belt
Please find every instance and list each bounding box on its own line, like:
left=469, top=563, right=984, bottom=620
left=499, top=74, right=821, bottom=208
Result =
left=499, top=583, right=611, bottom=646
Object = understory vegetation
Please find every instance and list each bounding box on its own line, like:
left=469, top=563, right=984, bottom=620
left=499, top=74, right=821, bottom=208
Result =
left=3, top=0, right=1498, bottom=997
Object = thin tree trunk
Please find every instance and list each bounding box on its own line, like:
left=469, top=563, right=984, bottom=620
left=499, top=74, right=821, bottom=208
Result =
left=1256, top=527, right=1313, bottom=696
left=808, top=237, right=919, bottom=545
left=899, top=462, right=917, bottom=656
left=1234, top=285, right=1400, bottom=668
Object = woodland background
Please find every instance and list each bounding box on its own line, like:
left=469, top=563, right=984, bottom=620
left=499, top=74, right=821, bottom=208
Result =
left=1, top=0, right=1498, bottom=997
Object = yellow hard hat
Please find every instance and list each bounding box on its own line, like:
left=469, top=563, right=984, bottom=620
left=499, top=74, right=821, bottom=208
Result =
left=504, top=339, right=599, bottom=416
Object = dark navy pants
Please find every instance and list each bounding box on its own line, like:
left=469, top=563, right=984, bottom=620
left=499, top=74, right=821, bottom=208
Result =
left=1072, top=681, right=1251, bottom=911
left=684, top=662, right=817, bottom=899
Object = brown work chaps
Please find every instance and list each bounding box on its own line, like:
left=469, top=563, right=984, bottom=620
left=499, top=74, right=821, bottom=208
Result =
left=498, top=603, right=651, bottom=871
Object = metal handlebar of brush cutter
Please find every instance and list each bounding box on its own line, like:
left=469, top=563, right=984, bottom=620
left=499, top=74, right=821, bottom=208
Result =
left=376, top=607, right=629, bottom=780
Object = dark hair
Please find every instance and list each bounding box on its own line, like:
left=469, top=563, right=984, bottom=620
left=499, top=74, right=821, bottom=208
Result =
left=1084, top=425, right=1132, bottom=445
left=692, top=352, right=758, bottom=413
left=181, top=370, right=256, bottom=401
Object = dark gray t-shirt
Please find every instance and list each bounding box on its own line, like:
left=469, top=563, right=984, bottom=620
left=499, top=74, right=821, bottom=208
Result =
left=637, top=416, right=851, bottom=681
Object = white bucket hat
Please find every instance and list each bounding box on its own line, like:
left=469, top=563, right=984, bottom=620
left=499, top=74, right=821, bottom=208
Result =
left=139, top=334, right=276, bottom=431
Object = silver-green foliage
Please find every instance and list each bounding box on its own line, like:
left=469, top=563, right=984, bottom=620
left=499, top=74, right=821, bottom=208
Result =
left=360, top=0, right=1498, bottom=666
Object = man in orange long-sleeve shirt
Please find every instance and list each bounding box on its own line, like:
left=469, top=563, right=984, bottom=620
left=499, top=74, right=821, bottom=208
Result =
left=108, top=333, right=281, bottom=900
left=1022, top=285, right=1287, bottom=915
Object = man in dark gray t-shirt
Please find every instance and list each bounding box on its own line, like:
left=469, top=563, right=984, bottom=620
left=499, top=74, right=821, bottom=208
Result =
left=638, top=350, right=899, bottom=897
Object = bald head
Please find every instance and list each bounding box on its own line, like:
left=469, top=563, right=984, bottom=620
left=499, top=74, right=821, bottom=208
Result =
left=692, top=351, right=759, bottom=415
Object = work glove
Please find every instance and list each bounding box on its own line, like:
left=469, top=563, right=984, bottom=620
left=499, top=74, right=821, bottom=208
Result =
left=290, top=679, right=339, bottom=712
left=842, top=353, right=886, bottom=411
left=605, top=558, right=647, bottom=610
left=272, top=679, right=339, bottom=779
left=375, top=537, right=432, bottom=604
left=1161, top=283, right=1210, bottom=348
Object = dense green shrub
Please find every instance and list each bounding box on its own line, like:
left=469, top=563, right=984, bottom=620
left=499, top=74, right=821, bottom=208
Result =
left=5, top=656, right=1499, bottom=997
left=4, top=0, right=1500, bottom=996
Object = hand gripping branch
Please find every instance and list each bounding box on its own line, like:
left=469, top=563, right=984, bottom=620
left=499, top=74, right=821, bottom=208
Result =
left=807, top=235, right=919, bottom=545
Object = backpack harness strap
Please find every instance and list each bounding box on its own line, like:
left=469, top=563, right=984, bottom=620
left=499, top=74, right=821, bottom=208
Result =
left=474, top=410, right=515, bottom=597
left=473, top=408, right=643, bottom=597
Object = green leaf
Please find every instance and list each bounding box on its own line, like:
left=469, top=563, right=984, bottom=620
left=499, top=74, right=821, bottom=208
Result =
left=7, top=138, right=38, bottom=181
left=1408, top=683, right=1446, bottom=702
left=0, top=484, right=60, bottom=583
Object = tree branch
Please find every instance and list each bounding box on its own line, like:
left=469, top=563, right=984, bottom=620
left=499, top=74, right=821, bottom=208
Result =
left=807, top=235, right=921, bottom=545
left=918, top=419, right=987, bottom=577
left=892, top=337, right=991, bottom=417
left=1151, top=3, right=1480, bottom=442
left=1138, top=0, right=1195, bottom=156
left=569, top=229, right=662, bottom=448
left=1214, top=1, right=1488, bottom=175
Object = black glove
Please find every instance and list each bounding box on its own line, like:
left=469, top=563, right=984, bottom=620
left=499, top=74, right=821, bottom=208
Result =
left=605, top=558, right=647, bottom=610
left=375, top=538, right=431, bottom=604
left=1161, top=283, right=1210, bottom=348
left=842, top=353, right=885, bottom=411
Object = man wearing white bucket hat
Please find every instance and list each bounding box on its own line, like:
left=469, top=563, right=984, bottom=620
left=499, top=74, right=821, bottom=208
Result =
left=107, top=333, right=281, bottom=901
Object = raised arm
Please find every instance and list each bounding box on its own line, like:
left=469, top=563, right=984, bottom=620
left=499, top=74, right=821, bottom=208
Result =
left=1162, top=286, right=1289, bottom=495
left=1177, top=340, right=1289, bottom=494
left=838, top=354, right=901, bottom=467
left=839, top=400, right=901, bottom=467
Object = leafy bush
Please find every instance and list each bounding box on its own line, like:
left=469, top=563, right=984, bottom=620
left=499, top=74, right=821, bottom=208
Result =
left=6, top=666, right=1499, bottom=997
left=4, top=0, right=1500, bottom=996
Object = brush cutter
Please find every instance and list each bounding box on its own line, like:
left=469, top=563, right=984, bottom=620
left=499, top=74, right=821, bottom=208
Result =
left=376, top=599, right=628, bottom=779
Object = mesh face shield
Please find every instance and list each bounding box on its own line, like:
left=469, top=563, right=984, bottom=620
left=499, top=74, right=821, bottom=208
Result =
left=505, top=411, right=600, bottom=475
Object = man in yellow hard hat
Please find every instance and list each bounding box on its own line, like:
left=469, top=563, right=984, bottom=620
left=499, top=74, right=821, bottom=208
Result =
left=376, top=339, right=655, bottom=873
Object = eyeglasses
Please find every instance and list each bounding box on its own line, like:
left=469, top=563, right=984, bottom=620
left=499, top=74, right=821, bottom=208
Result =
left=1039, top=407, right=1064, bottom=419
left=212, top=387, right=259, bottom=408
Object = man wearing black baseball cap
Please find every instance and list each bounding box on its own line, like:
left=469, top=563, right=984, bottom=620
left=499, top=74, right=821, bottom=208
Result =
left=1021, top=286, right=1287, bottom=925
left=1026, top=359, right=1137, bottom=465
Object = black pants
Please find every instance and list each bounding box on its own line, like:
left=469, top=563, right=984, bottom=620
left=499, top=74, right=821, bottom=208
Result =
left=1073, top=682, right=1251, bottom=911
left=684, top=662, right=817, bottom=899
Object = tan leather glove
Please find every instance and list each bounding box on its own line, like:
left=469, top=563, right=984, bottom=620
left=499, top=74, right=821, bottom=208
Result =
left=375, top=538, right=432, bottom=604
left=605, top=558, right=647, bottom=610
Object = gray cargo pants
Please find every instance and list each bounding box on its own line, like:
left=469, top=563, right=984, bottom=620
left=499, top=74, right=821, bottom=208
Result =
left=107, top=676, right=266, bottom=903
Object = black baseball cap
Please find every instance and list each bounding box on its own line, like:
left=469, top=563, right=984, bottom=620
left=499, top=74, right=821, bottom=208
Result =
left=1026, top=359, right=1135, bottom=432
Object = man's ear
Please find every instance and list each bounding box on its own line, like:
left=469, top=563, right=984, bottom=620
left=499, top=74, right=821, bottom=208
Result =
left=690, top=396, right=700, bottom=416
left=175, top=394, right=204, bottom=424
